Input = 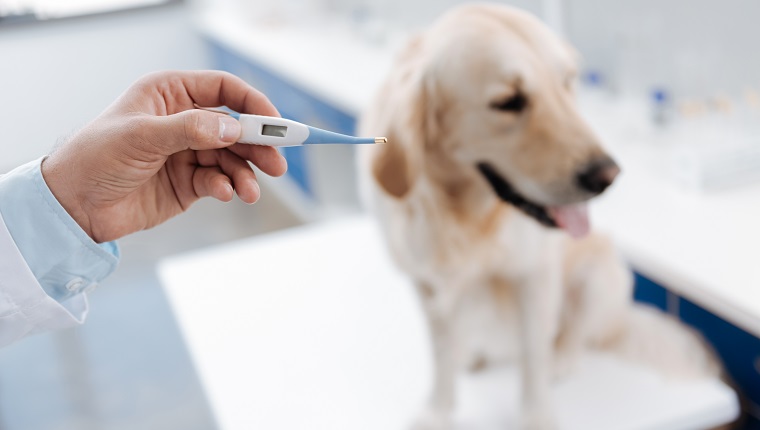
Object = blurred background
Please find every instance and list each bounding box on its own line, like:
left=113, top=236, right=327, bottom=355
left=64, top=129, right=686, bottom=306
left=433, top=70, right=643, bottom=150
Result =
left=1, top=0, right=759, bottom=429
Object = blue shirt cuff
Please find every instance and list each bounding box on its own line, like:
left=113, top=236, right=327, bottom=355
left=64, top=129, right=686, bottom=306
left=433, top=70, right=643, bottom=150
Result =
left=0, top=158, right=120, bottom=306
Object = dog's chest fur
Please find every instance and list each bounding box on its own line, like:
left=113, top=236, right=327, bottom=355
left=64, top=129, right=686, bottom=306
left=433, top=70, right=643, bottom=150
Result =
left=378, top=177, right=559, bottom=286
left=372, top=175, right=567, bottom=365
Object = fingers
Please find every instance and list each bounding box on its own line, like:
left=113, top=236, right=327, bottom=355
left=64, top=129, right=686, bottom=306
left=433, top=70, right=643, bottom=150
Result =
left=120, top=71, right=285, bottom=206
left=126, top=70, right=289, bottom=164
left=197, top=149, right=261, bottom=204
left=228, top=143, right=288, bottom=177
left=192, top=166, right=234, bottom=203
left=147, top=109, right=241, bottom=154
left=139, top=70, right=279, bottom=117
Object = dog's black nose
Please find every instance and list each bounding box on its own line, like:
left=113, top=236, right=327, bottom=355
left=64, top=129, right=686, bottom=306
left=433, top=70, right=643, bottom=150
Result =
left=577, top=158, right=620, bottom=194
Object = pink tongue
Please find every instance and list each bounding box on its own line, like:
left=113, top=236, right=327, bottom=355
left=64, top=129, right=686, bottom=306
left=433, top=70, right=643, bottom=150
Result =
left=548, top=204, right=590, bottom=239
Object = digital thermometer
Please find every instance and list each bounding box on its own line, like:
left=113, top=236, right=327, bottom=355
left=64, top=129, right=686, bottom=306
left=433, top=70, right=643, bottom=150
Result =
left=196, top=105, right=387, bottom=147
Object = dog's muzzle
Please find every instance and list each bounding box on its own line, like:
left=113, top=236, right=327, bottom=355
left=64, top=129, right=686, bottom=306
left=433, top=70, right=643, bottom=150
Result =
left=476, top=162, right=557, bottom=228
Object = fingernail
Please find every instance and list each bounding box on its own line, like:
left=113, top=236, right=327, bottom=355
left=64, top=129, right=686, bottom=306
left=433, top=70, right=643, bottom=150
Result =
left=219, top=116, right=241, bottom=143
left=249, top=180, right=260, bottom=204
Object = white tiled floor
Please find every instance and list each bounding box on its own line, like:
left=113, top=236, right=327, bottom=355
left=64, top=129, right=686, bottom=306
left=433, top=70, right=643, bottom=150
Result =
left=0, top=187, right=302, bottom=430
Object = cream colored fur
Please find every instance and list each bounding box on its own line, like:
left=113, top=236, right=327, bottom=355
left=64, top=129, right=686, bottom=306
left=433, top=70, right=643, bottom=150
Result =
left=357, top=4, right=722, bottom=430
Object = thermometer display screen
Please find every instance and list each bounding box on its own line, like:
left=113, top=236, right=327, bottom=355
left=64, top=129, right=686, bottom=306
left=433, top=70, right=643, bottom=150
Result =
left=262, top=124, right=287, bottom=138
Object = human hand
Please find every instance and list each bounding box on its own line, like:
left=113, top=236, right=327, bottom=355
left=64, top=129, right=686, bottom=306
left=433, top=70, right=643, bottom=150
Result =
left=42, top=70, right=288, bottom=243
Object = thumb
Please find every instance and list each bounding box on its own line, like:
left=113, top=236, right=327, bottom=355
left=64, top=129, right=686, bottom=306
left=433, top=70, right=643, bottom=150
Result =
left=150, top=109, right=242, bottom=154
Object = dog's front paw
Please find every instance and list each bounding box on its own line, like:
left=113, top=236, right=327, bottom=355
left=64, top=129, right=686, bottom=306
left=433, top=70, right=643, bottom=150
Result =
left=520, top=410, right=557, bottom=430
left=552, top=350, right=580, bottom=381
left=410, top=407, right=453, bottom=430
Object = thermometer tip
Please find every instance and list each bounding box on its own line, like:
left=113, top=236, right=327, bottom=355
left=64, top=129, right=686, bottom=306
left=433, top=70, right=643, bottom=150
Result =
left=375, top=137, right=388, bottom=144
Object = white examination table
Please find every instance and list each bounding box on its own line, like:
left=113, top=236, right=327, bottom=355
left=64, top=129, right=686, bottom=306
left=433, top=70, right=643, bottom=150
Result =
left=158, top=216, right=738, bottom=430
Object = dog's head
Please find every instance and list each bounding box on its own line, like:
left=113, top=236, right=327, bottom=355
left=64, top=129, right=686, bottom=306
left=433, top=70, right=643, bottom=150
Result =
left=365, top=4, right=619, bottom=238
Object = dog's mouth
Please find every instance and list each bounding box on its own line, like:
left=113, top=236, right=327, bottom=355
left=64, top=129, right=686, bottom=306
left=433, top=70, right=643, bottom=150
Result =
left=477, top=163, right=590, bottom=238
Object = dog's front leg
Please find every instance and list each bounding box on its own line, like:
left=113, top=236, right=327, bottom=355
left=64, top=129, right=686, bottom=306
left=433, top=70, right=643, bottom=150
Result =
left=516, top=273, right=560, bottom=430
left=412, top=282, right=460, bottom=430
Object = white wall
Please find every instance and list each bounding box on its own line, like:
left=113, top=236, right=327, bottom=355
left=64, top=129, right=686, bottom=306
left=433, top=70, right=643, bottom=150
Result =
left=0, top=3, right=209, bottom=173
left=247, top=0, right=760, bottom=101
left=565, top=0, right=760, bottom=98
left=358, top=0, right=760, bottom=98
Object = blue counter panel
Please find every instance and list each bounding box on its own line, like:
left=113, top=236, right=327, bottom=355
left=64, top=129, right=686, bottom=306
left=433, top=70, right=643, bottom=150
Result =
left=632, top=272, right=669, bottom=312
left=634, top=273, right=760, bottom=426
left=679, top=297, right=760, bottom=410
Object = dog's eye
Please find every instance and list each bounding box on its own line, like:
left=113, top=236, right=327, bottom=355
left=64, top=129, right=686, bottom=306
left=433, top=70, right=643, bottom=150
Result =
left=490, top=93, right=528, bottom=113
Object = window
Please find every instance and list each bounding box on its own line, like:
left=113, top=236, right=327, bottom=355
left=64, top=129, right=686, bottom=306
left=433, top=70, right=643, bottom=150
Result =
left=0, top=0, right=177, bottom=23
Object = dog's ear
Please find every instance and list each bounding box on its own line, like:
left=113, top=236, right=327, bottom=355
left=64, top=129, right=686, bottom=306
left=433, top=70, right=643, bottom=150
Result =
left=371, top=128, right=416, bottom=199
left=368, top=38, right=437, bottom=199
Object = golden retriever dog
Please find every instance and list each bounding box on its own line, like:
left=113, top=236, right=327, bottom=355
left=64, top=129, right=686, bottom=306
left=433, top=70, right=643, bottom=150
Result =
left=357, top=4, right=722, bottom=429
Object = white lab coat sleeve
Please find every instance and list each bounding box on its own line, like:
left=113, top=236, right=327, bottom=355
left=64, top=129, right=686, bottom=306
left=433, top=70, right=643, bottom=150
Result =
left=0, top=210, right=87, bottom=347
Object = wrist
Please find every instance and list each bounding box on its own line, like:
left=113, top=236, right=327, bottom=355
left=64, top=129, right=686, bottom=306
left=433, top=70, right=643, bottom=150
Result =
left=41, top=156, right=95, bottom=241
